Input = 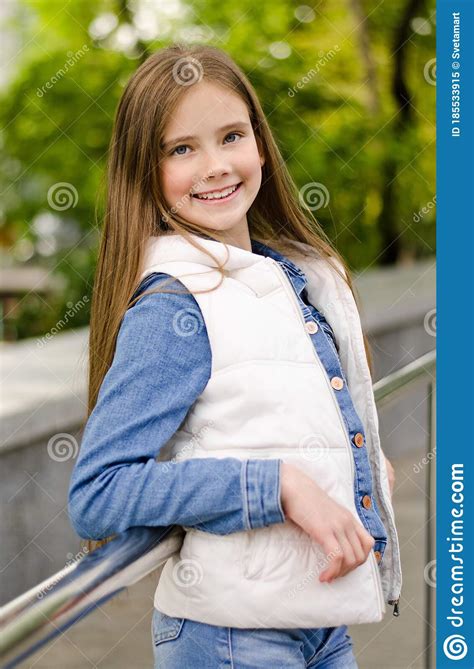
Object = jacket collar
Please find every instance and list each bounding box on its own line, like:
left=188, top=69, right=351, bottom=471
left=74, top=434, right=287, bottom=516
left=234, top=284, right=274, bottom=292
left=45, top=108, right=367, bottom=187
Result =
left=143, top=233, right=308, bottom=297
left=250, top=238, right=308, bottom=298
left=143, top=233, right=268, bottom=273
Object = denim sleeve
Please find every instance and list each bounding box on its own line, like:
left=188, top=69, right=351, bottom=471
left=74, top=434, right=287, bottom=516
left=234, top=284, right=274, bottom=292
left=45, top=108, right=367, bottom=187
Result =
left=68, top=272, right=286, bottom=541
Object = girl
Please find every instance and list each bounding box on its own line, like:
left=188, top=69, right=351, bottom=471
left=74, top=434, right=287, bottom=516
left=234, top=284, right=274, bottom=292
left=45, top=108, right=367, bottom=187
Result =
left=68, top=43, right=401, bottom=668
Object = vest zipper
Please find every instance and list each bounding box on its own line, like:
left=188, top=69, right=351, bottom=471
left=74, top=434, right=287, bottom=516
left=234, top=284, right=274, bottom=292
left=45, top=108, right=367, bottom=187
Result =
left=266, top=257, right=387, bottom=616
left=388, top=598, right=400, bottom=616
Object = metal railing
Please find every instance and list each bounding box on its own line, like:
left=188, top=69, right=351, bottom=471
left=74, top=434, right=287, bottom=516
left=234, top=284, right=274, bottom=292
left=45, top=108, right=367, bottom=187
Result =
left=0, top=526, right=185, bottom=668
left=0, top=349, right=436, bottom=669
left=373, top=349, right=436, bottom=669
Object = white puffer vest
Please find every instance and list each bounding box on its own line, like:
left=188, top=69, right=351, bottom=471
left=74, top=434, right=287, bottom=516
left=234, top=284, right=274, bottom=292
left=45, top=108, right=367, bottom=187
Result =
left=140, top=232, right=402, bottom=629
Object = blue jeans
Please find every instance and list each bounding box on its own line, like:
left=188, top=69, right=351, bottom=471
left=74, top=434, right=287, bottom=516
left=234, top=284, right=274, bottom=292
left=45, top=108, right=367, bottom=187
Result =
left=151, top=608, right=358, bottom=668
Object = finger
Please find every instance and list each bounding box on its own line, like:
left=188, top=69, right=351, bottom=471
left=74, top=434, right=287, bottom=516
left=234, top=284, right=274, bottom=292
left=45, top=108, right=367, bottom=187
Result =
left=319, top=535, right=343, bottom=583
left=334, top=530, right=357, bottom=579
left=356, top=524, right=375, bottom=555
left=345, top=527, right=366, bottom=566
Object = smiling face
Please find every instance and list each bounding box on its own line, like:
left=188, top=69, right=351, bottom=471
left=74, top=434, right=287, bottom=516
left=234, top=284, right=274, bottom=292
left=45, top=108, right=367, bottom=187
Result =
left=159, top=80, right=265, bottom=248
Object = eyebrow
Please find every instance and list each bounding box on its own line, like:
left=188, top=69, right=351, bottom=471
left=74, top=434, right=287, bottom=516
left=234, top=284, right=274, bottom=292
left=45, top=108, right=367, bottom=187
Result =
left=161, top=121, right=251, bottom=150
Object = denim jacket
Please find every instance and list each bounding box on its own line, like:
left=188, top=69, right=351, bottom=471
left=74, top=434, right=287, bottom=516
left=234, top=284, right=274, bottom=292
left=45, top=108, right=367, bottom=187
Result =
left=68, top=239, right=387, bottom=560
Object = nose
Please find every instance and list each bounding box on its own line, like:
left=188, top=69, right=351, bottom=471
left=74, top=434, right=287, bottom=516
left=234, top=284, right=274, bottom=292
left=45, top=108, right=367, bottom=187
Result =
left=200, top=147, right=231, bottom=182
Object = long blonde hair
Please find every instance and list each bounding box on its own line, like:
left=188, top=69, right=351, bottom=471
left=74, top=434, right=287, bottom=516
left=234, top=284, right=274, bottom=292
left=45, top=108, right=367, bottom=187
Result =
left=83, top=43, right=373, bottom=554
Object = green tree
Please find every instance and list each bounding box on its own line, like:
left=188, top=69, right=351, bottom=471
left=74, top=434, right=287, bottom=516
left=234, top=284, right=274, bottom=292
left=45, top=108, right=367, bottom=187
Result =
left=0, top=0, right=435, bottom=339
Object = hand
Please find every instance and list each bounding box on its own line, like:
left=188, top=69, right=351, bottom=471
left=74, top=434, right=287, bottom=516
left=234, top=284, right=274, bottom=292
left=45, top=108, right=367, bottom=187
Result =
left=280, top=463, right=375, bottom=584
left=383, top=454, right=395, bottom=498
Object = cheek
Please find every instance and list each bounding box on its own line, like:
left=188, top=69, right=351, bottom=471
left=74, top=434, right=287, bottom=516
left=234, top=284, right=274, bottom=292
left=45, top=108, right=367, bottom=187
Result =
left=237, top=144, right=263, bottom=181
left=161, top=164, right=192, bottom=204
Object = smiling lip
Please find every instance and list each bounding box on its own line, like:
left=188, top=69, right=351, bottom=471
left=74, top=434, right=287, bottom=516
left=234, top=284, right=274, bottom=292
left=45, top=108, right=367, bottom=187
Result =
left=192, top=182, right=243, bottom=203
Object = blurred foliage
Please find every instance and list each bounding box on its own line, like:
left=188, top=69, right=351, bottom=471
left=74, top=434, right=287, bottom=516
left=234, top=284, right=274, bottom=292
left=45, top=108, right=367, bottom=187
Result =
left=0, top=0, right=435, bottom=339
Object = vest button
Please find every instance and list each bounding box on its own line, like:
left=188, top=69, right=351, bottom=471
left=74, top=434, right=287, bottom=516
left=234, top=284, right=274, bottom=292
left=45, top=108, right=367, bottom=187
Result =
left=374, top=550, right=382, bottom=563
left=362, top=495, right=372, bottom=510
left=353, top=432, right=365, bottom=448
left=330, top=376, right=344, bottom=390
left=305, top=320, right=318, bottom=334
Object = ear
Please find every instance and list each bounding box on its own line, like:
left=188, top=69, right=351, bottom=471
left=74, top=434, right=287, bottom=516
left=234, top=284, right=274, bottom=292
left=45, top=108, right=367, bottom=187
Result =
left=258, top=142, right=265, bottom=168
left=255, top=135, right=265, bottom=168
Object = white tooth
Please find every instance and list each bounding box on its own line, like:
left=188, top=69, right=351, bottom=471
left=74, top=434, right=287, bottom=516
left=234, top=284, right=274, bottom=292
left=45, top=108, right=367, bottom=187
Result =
left=197, top=184, right=238, bottom=200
